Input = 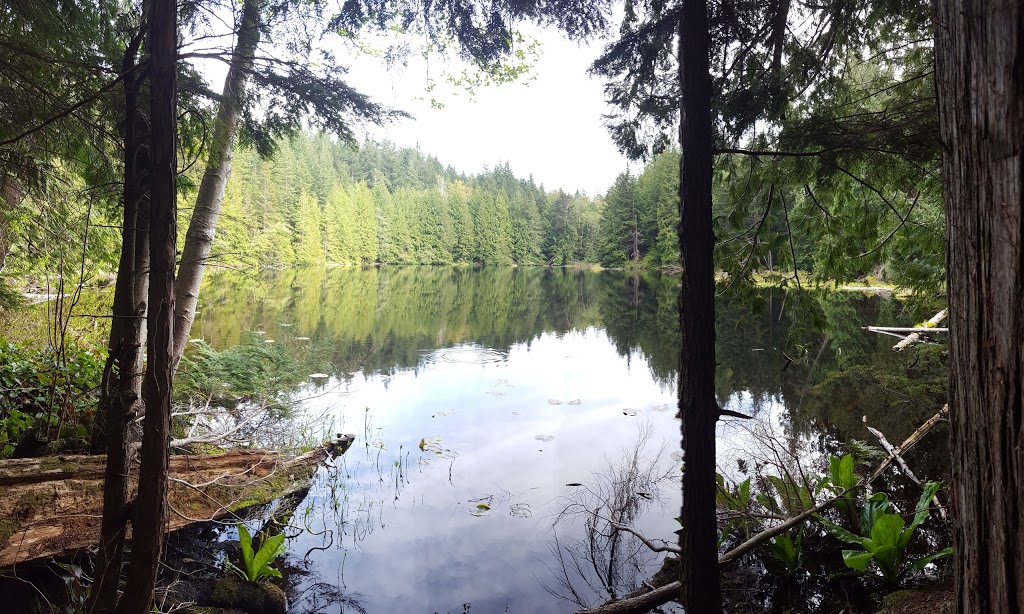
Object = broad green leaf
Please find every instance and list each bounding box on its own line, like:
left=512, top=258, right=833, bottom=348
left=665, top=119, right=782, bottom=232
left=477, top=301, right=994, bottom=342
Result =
left=871, top=545, right=900, bottom=583
left=842, top=549, right=874, bottom=571
left=902, top=481, right=942, bottom=549
left=829, top=454, right=855, bottom=491
left=253, top=532, right=286, bottom=577
left=870, top=514, right=905, bottom=550
left=237, top=524, right=255, bottom=579
left=739, top=477, right=751, bottom=507
left=860, top=492, right=890, bottom=534
left=910, top=547, right=953, bottom=572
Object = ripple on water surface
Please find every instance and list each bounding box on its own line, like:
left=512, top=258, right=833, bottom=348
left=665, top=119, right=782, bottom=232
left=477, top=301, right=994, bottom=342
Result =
left=421, top=343, right=509, bottom=365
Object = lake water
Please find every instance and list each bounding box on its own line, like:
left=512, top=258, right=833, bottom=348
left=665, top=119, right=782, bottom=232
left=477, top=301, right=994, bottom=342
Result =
left=181, top=266, right=947, bottom=613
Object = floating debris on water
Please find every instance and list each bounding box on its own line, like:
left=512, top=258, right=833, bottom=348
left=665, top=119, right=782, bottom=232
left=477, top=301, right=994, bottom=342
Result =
left=419, top=436, right=459, bottom=458
left=509, top=503, right=532, bottom=518
left=468, top=496, right=494, bottom=517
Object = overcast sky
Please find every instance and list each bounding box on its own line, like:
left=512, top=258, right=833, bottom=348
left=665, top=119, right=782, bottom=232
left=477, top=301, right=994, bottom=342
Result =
left=340, top=28, right=631, bottom=196
left=189, top=14, right=634, bottom=196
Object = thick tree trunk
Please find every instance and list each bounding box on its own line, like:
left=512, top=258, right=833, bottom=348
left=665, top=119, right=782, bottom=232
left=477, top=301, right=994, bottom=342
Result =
left=115, top=0, right=176, bottom=609
left=86, top=33, right=147, bottom=614
left=677, top=0, right=722, bottom=611
left=171, top=0, right=262, bottom=371
left=933, top=0, right=1024, bottom=611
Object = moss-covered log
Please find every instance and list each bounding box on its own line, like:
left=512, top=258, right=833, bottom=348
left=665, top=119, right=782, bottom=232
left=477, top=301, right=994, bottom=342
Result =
left=0, top=435, right=353, bottom=567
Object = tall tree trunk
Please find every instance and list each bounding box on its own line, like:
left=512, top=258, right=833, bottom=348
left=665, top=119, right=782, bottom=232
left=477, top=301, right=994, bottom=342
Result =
left=171, top=0, right=261, bottom=370
left=86, top=32, right=147, bottom=613
left=677, top=0, right=722, bottom=611
left=933, top=0, right=1024, bottom=611
left=115, top=0, right=176, bottom=608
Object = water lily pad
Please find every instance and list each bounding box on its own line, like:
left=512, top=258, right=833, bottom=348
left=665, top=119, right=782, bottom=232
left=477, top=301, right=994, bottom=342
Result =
left=534, top=434, right=555, bottom=442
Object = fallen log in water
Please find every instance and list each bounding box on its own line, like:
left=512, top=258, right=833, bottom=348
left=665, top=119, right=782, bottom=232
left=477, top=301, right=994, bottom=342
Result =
left=0, top=435, right=353, bottom=567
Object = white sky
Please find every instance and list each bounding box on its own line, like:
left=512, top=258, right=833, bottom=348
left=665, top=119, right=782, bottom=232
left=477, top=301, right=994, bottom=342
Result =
left=192, top=22, right=632, bottom=197
left=342, top=28, right=632, bottom=196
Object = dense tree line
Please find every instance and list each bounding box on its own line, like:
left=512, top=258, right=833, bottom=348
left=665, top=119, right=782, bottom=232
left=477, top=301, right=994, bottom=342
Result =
left=205, top=135, right=612, bottom=267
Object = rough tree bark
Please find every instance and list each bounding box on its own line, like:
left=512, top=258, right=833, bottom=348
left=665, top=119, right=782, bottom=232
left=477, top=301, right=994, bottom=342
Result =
left=86, top=30, right=147, bottom=614
left=171, top=0, right=262, bottom=371
left=933, top=0, right=1024, bottom=611
left=677, top=0, right=722, bottom=611
left=115, top=0, right=176, bottom=608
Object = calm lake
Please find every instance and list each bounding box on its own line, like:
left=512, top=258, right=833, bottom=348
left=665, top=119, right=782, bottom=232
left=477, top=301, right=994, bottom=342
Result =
left=175, top=266, right=947, bottom=613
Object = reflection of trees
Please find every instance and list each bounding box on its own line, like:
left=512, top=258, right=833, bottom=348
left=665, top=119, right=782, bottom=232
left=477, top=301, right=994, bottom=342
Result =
left=194, top=268, right=947, bottom=475
left=543, top=423, right=679, bottom=609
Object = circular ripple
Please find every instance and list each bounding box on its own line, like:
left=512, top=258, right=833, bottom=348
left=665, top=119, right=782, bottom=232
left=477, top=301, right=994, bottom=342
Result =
left=423, top=344, right=508, bottom=365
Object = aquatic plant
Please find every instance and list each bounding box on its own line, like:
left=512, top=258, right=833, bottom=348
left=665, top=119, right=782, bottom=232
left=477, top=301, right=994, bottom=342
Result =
left=820, top=481, right=951, bottom=583
left=225, top=523, right=287, bottom=583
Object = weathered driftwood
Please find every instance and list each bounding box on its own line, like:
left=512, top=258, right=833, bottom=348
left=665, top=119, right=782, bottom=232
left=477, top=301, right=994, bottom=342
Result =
left=893, top=309, right=947, bottom=351
left=868, top=405, right=948, bottom=483
left=0, top=435, right=353, bottom=567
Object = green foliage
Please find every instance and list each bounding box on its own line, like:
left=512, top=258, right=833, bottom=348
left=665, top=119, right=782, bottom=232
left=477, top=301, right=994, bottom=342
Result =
left=175, top=333, right=303, bottom=410
left=225, top=523, right=286, bottom=583
left=820, top=481, right=951, bottom=583
left=0, top=339, right=103, bottom=457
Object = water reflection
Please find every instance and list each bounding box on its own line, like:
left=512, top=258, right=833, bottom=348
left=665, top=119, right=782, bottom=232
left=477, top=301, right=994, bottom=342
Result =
left=184, top=267, right=947, bottom=612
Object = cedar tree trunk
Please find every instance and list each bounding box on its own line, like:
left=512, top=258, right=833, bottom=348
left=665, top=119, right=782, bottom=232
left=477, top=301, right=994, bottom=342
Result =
left=171, top=0, right=261, bottom=370
left=677, top=0, right=722, bottom=611
left=85, top=32, right=147, bottom=614
left=933, top=0, right=1024, bottom=611
left=115, top=0, right=176, bottom=608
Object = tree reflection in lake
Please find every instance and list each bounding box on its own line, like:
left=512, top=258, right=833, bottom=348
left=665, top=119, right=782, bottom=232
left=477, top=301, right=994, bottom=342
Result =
left=179, top=266, right=947, bottom=612
left=544, top=422, right=681, bottom=610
